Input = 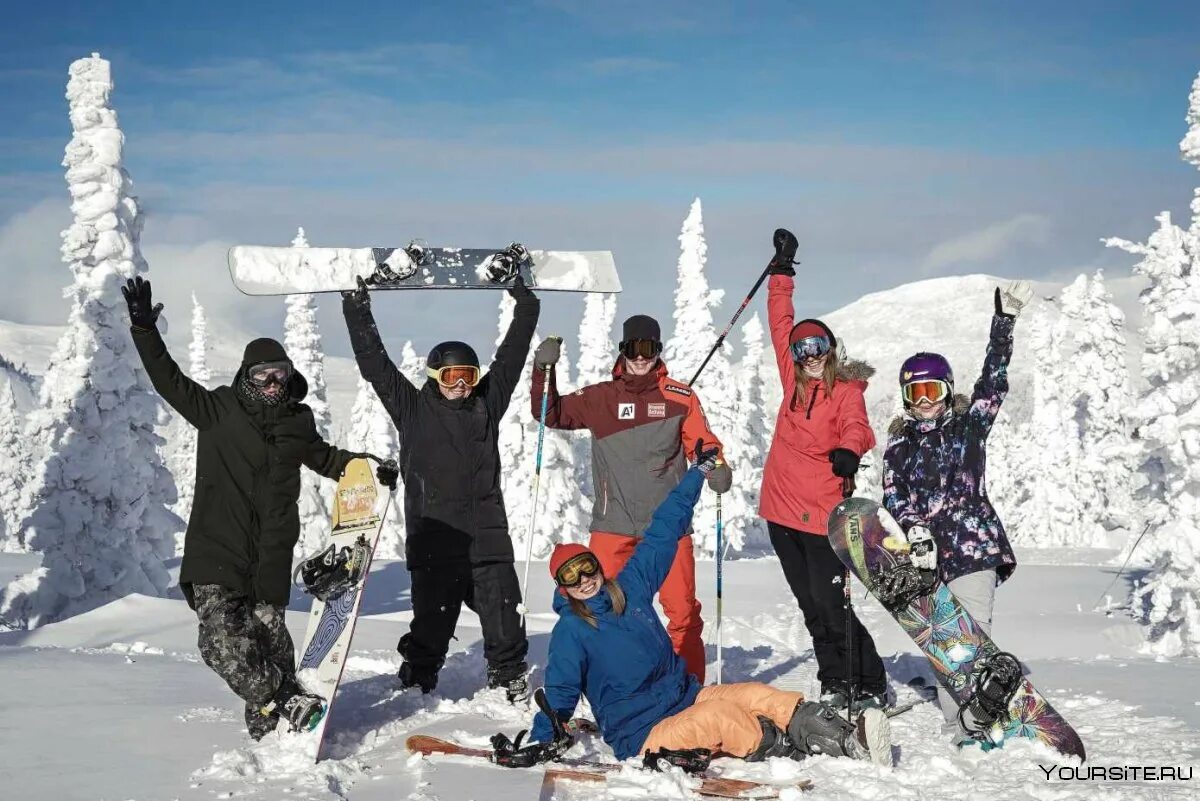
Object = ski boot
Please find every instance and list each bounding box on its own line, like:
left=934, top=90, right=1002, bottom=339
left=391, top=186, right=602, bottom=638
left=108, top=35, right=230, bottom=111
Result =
left=745, top=716, right=801, bottom=762
left=957, top=651, right=1023, bottom=744
left=398, top=661, right=438, bottom=694
left=850, top=686, right=892, bottom=714
left=295, top=537, right=372, bottom=601
left=819, top=679, right=850, bottom=710
left=487, top=662, right=531, bottom=704
left=262, top=679, right=326, bottom=733
left=787, top=701, right=893, bottom=768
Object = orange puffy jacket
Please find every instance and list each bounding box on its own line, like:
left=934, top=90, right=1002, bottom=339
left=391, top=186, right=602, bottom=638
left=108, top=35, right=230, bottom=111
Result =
left=759, top=275, right=875, bottom=535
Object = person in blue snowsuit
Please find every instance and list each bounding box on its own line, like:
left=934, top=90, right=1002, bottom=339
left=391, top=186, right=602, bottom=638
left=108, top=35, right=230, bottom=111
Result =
left=488, top=447, right=892, bottom=771
left=882, top=280, right=1033, bottom=733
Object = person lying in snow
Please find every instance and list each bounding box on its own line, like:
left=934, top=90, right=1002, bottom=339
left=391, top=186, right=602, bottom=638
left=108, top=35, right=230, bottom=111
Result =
left=490, top=446, right=893, bottom=772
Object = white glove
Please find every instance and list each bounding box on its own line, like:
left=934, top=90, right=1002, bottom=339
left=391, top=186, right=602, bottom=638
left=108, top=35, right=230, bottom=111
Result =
left=906, top=525, right=937, bottom=571
left=998, top=280, right=1033, bottom=318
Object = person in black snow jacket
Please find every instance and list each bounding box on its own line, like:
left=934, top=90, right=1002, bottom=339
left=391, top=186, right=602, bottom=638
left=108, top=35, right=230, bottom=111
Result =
left=340, top=274, right=539, bottom=703
left=882, top=279, right=1033, bottom=741
left=122, top=277, right=397, bottom=741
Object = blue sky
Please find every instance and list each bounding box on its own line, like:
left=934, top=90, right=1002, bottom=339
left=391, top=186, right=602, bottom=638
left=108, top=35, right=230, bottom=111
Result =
left=2, top=1, right=1199, bottom=362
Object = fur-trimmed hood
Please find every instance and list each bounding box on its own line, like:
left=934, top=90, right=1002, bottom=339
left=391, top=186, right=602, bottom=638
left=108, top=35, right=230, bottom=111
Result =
left=888, top=393, right=969, bottom=436
left=838, top=358, right=876, bottom=384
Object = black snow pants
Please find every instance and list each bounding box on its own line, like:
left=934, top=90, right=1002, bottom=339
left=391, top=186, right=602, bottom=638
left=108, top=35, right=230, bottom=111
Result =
left=399, top=560, right=528, bottom=680
left=193, top=584, right=296, bottom=731
left=767, top=523, right=887, bottom=695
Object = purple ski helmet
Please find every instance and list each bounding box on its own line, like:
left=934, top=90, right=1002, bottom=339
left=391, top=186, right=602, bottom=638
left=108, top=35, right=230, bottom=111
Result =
left=899, top=352, right=953, bottom=391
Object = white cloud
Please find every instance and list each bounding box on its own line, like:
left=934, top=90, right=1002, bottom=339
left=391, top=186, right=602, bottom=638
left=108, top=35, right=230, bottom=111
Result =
left=922, top=213, right=1053, bottom=275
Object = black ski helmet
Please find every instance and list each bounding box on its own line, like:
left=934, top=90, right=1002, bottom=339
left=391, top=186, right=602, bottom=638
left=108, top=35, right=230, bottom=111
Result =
left=427, top=341, right=480, bottom=371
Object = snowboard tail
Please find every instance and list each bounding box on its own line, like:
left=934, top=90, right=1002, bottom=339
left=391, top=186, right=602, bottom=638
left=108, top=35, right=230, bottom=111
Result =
left=229, top=245, right=621, bottom=295
left=406, top=735, right=811, bottom=798
left=827, top=498, right=1086, bottom=761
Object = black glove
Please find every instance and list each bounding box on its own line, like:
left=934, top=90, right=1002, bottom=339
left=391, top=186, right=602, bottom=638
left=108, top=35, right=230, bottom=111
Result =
left=491, top=730, right=571, bottom=768
left=121, top=276, right=163, bottom=330
left=767, top=228, right=798, bottom=276
left=375, top=458, right=399, bottom=491
left=828, top=448, right=860, bottom=479
left=507, top=274, right=534, bottom=300
left=533, top=336, right=561, bottom=370
left=693, top=438, right=720, bottom=475
left=643, top=746, right=713, bottom=775
left=341, top=275, right=371, bottom=311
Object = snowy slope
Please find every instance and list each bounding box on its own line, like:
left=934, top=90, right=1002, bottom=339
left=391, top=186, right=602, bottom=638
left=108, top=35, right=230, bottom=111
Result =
left=1, top=551, right=1197, bottom=801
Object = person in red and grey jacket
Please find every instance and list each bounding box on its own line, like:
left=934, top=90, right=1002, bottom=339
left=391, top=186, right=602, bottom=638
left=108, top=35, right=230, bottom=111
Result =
left=759, top=229, right=889, bottom=712
left=530, top=314, right=732, bottom=683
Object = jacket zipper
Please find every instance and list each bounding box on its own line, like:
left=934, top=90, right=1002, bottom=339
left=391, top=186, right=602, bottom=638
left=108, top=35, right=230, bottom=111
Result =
left=805, top=384, right=818, bottom=420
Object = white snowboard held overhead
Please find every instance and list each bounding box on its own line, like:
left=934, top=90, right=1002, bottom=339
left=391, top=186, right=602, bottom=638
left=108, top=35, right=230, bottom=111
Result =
left=228, top=243, right=622, bottom=295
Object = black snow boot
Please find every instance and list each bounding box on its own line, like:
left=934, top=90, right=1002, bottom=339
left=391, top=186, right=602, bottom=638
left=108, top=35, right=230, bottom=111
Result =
left=787, top=701, right=893, bottom=768
left=819, top=679, right=850, bottom=710
left=245, top=702, right=279, bottom=741
left=398, top=661, right=438, bottom=694
left=745, top=715, right=802, bottom=761
left=264, top=679, right=326, bottom=733
left=487, top=661, right=531, bottom=704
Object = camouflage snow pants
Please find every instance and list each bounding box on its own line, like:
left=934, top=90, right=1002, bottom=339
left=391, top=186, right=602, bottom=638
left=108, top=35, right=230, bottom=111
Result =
left=193, top=584, right=296, bottom=713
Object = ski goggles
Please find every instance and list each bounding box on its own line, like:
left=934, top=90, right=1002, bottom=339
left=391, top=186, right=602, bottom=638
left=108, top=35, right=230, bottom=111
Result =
left=247, top=361, right=293, bottom=387
left=789, top=335, right=831, bottom=362
left=427, top=364, right=481, bottom=389
left=902, top=379, right=951, bottom=406
left=554, top=553, right=603, bottom=588
left=620, top=338, right=662, bottom=361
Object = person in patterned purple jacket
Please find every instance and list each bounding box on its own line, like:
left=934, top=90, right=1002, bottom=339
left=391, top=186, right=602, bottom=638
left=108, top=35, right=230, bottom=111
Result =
left=881, top=280, right=1033, bottom=733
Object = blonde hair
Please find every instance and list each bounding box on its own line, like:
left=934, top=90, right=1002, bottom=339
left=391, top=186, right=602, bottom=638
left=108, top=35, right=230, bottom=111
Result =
left=790, top=348, right=840, bottom=411
left=567, top=580, right=626, bottom=628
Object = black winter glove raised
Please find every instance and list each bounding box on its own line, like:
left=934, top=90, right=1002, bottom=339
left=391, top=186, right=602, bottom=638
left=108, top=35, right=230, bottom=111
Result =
left=768, top=228, right=798, bottom=276
left=693, top=438, right=721, bottom=475
left=341, top=275, right=372, bottom=312
left=828, top=448, right=860, bottom=479
left=508, top=274, right=535, bottom=301
left=121, top=276, right=163, bottom=330
left=375, top=458, right=399, bottom=491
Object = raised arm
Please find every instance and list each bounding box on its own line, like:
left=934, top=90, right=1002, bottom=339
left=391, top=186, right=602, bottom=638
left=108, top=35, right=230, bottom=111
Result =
left=300, top=424, right=359, bottom=481
left=968, top=284, right=1028, bottom=434
left=341, top=280, right=418, bottom=430
left=764, top=229, right=800, bottom=386
left=529, top=338, right=593, bottom=430
left=485, top=278, right=540, bottom=421
left=124, top=278, right=221, bottom=430
left=616, top=467, right=705, bottom=602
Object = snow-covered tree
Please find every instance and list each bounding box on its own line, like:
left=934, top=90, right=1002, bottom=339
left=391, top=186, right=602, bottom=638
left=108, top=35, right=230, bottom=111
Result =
left=284, top=226, right=333, bottom=555
left=576, top=293, right=618, bottom=388
left=167, top=293, right=211, bottom=544
left=984, top=407, right=1031, bottom=535
left=1, top=55, right=180, bottom=628
left=347, top=375, right=405, bottom=558
left=399, top=340, right=426, bottom=386
left=0, top=381, right=24, bottom=551
left=721, top=313, right=772, bottom=554
left=1059, top=272, right=1134, bottom=538
left=662, top=198, right=735, bottom=556
left=1107, top=209, right=1200, bottom=655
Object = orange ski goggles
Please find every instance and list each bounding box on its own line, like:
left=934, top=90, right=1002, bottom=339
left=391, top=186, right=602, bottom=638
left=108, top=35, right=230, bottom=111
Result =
left=554, top=553, right=603, bottom=588
left=902, top=379, right=950, bottom=406
left=427, top=364, right=481, bottom=388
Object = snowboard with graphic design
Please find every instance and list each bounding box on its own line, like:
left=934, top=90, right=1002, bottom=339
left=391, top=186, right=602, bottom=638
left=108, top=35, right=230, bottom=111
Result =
left=827, top=497, right=1085, bottom=760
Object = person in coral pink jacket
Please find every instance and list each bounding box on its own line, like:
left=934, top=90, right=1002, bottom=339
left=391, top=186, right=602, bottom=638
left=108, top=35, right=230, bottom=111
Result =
left=759, top=230, right=888, bottom=712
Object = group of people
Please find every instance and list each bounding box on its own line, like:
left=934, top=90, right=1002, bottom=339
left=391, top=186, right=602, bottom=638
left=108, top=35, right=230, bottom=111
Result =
left=122, top=225, right=1033, bottom=768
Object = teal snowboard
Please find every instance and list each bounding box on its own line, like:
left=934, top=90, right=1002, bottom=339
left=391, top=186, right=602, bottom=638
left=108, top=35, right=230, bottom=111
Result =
left=827, top=497, right=1085, bottom=760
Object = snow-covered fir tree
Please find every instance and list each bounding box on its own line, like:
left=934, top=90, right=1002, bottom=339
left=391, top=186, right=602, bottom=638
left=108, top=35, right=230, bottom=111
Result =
left=722, top=313, right=771, bottom=554
left=662, top=198, right=735, bottom=556
left=0, top=380, right=24, bottom=551
left=284, top=226, right=333, bottom=555
left=167, top=293, right=211, bottom=545
left=399, top=340, right=426, bottom=386
left=347, top=375, right=405, bottom=558
left=1059, top=272, right=1134, bottom=539
left=1, top=55, right=179, bottom=627
left=983, top=407, right=1030, bottom=535
left=1107, top=207, right=1200, bottom=656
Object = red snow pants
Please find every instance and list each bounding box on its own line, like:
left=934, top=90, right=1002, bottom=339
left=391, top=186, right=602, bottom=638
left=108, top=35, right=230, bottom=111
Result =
left=589, top=530, right=706, bottom=684
left=642, top=683, right=805, bottom=757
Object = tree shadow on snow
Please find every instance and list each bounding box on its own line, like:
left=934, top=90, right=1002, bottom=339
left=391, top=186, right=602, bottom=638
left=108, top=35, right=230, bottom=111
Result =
left=707, top=643, right=808, bottom=685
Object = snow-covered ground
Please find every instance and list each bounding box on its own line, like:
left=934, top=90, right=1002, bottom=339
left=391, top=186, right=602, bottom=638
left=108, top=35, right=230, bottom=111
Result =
left=2, top=549, right=1197, bottom=801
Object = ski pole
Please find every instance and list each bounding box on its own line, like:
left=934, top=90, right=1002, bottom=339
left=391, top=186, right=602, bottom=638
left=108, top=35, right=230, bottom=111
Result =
left=517, top=340, right=560, bottom=620
left=715, top=491, right=724, bottom=685
left=687, top=264, right=773, bottom=388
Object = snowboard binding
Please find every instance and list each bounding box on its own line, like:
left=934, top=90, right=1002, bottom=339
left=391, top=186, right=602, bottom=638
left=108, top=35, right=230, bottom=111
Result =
left=295, top=536, right=372, bottom=601
left=957, top=651, right=1023, bottom=742
left=872, top=562, right=939, bottom=612
left=403, top=239, right=434, bottom=267
left=366, top=246, right=419, bottom=286
left=483, top=242, right=531, bottom=284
